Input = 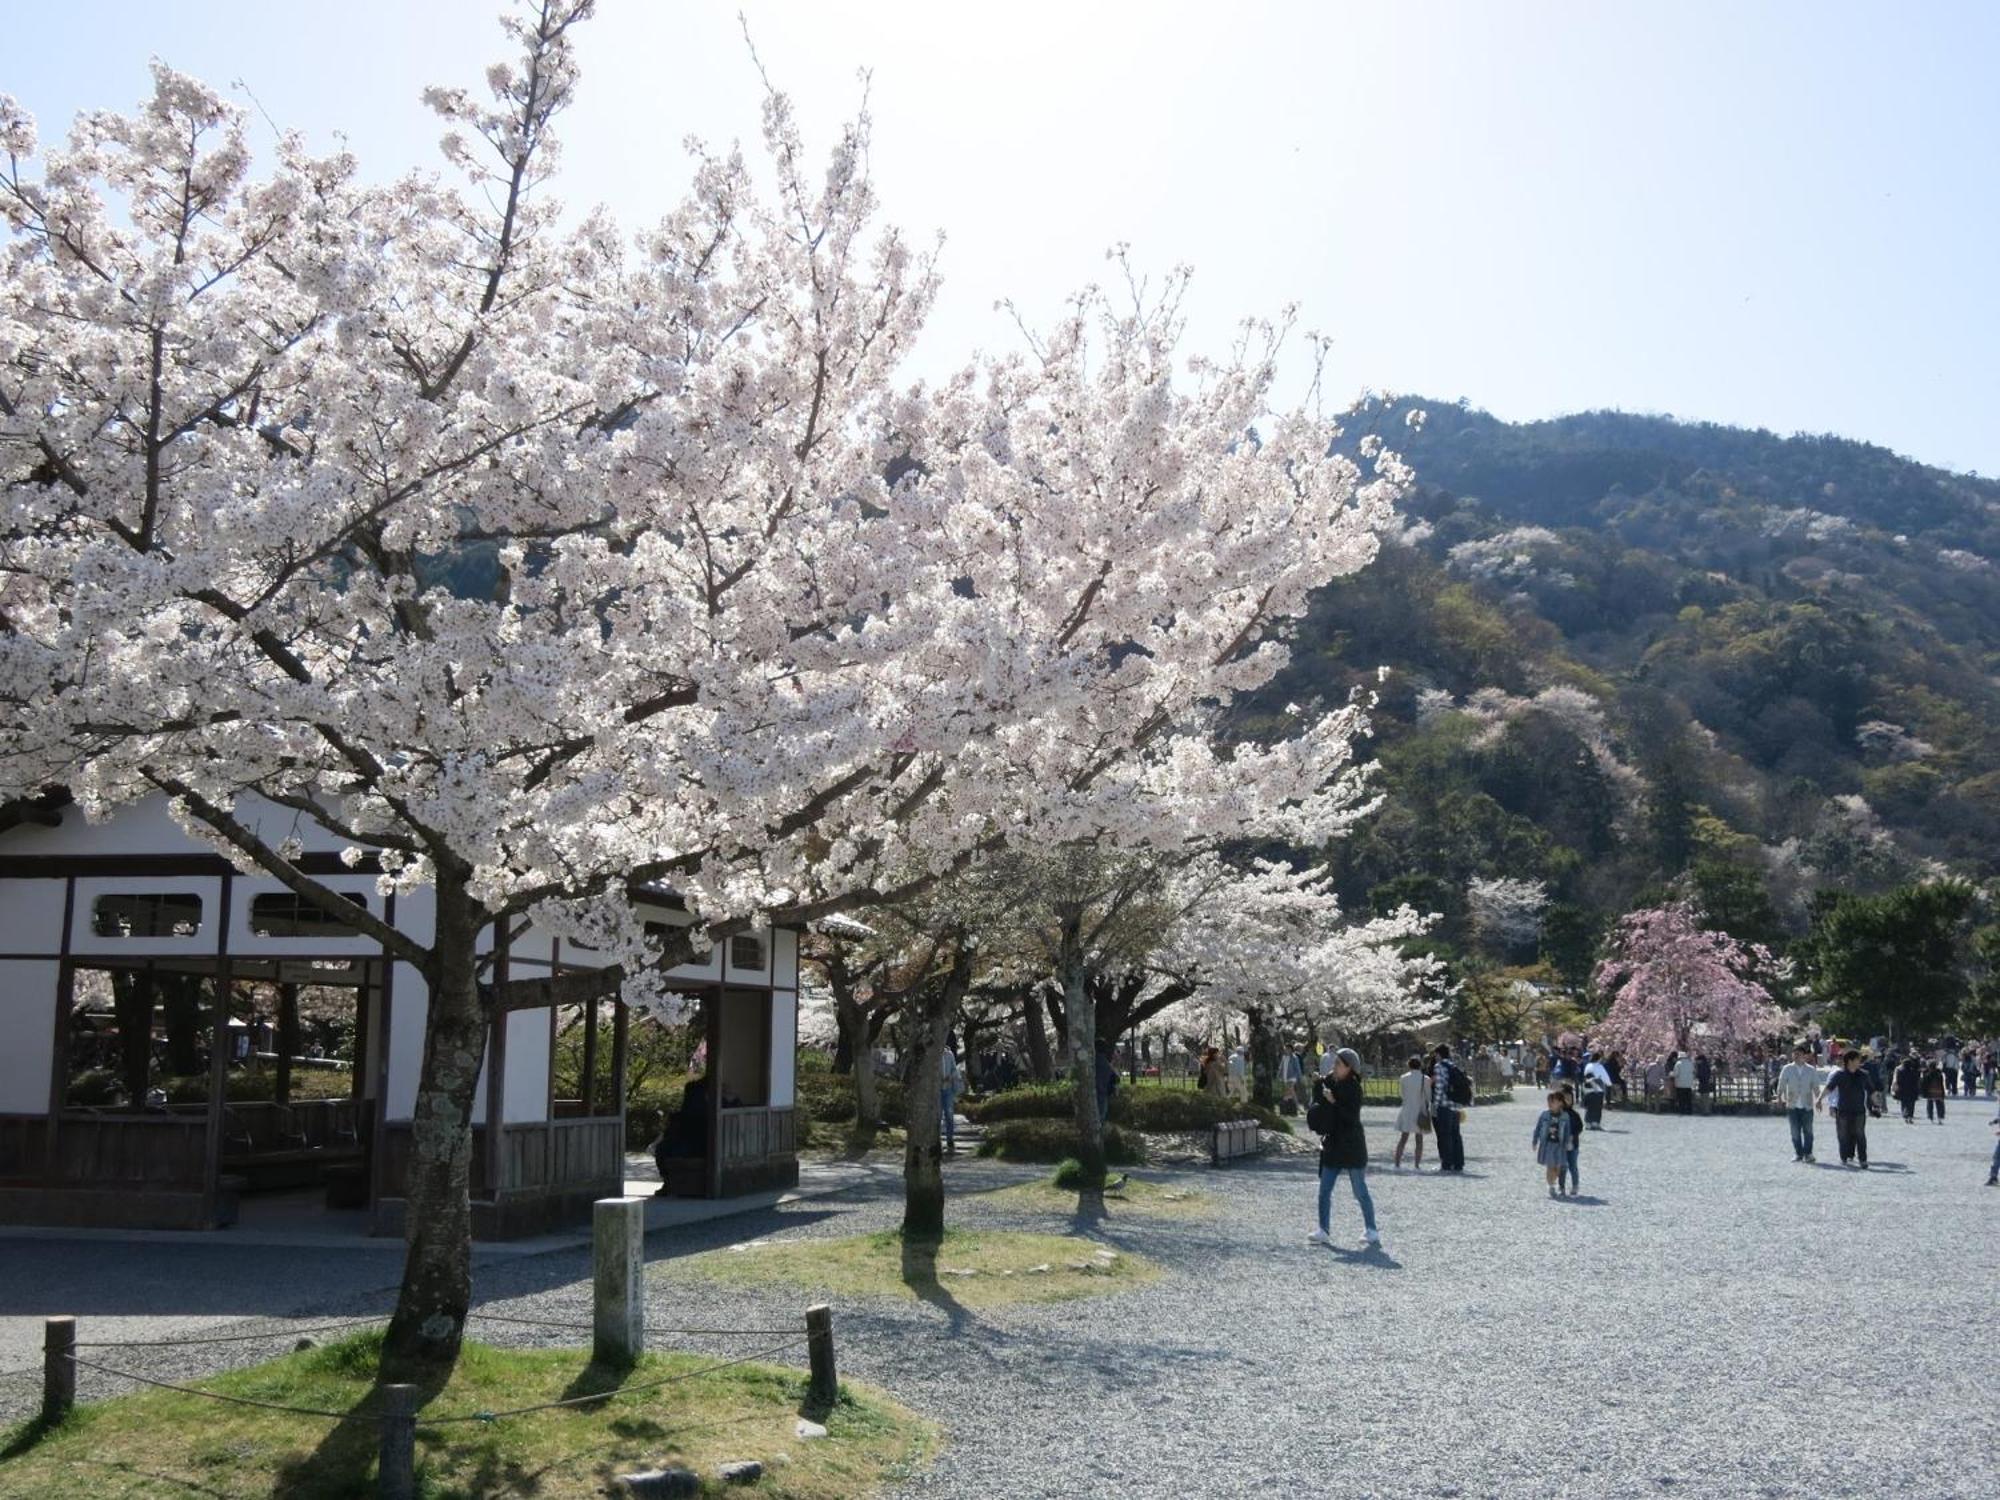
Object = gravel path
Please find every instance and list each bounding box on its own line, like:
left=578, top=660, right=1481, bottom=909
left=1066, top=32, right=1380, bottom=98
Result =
left=3, top=1097, right=1995, bottom=1498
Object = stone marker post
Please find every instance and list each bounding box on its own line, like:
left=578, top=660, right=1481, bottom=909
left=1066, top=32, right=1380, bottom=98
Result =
left=593, top=1195, right=646, bottom=1367
left=377, top=1382, right=416, bottom=1500
left=805, top=1304, right=837, bottom=1408
left=43, top=1315, right=74, bottom=1424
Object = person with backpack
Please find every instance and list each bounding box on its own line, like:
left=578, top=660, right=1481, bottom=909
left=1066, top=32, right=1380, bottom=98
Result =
left=1306, top=1049, right=1381, bottom=1247
left=1431, top=1043, right=1470, bottom=1173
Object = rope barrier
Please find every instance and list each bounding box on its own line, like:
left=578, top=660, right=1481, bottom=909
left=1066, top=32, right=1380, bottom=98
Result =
left=77, top=1316, right=391, bottom=1349
left=62, top=1353, right=354, bottom=1421
left=422, top=1338, right=808, bottom=1426
left=462, top=1310, right=801, bottom=1337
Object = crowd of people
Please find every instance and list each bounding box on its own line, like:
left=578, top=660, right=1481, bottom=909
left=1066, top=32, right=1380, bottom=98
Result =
left=1297, top=1032, right=2000, bottom=1248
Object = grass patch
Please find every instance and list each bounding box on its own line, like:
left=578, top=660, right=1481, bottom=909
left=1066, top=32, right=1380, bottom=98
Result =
left=986, top=1173, right=1215, bottom=1220
left=670, top=1228, right=1159, bottom=1309
left=0, top=1332, right=933, bottom=1499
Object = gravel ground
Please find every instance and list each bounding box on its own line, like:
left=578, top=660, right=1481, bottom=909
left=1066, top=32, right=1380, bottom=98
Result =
left=3, top=1096, right=1996, bottom=1499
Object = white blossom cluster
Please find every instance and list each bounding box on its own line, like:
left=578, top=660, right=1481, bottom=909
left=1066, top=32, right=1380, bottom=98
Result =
left=1853, top=720, right=1937, bottom=764
left=0, top=7, right=1411, bottom=1012
left=1443, top=525, right=1572, bottom=587
left=1465, top=874, right=1548, bottom=953
left=1415, top=685, right=1644, bottom=813
left=1759, top=507, right=1858, bottom=543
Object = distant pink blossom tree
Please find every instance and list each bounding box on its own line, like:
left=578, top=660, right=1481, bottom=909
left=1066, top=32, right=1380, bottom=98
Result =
left=1592, top=902, right=1791, bottom=1061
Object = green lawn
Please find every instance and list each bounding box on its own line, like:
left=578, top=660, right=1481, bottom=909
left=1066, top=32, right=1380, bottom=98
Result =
left=666, top=1228, right=1159, bottom=1309
left=0, top=1333, right=933, bottom=1499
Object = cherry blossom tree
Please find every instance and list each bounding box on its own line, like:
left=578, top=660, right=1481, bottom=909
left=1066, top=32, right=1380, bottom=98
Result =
left=2, top=2, right=1406, bottom=1374
left=1592, top=901, right=1792, bottom=1062
left=1467, top=875, right=1550, bottom=959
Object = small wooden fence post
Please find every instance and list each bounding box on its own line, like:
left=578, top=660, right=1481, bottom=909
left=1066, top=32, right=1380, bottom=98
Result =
left=805, top=1304, right=837, bottom=1408
left=42, top=1316, right=75, bottom=1425
left=377, top=1382, right=416, bottom=1500
left=593, top=1195, right=646, bottom=1366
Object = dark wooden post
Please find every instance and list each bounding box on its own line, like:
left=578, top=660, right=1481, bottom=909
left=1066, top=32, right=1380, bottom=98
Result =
left=377, top=1382, right=416, bottom=1500
left=275, top=982, right=300, bottom=1106
left=580, top=993, right=598, bottom=1114
left=43, top=1316, right=75, bottom=1424
left=805, top=1304, right=836, bottom=1408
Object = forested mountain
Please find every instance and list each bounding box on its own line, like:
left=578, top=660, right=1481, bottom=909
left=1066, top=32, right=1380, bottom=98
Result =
left=1246, top=398, right=2000, bottom=994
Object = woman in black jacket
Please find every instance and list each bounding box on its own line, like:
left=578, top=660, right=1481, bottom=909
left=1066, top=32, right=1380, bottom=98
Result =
left=1892, top=1055, right=1922, bottom=1123
left=1306, top=1049, right=1381, bottom=1248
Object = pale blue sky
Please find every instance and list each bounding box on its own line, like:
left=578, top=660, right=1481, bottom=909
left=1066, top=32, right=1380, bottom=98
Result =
left=11, top=1, right=2000, bottom=473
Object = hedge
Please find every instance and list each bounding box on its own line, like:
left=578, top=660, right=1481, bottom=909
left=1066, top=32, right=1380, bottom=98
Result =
left=963, top=1082, right=1292, bottom=1135
left=975, top=1119, right=1144, bottom=1165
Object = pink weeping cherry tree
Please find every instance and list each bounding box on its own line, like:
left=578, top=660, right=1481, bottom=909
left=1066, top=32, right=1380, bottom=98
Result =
left=1592, top=901, right=1792, bottom=1062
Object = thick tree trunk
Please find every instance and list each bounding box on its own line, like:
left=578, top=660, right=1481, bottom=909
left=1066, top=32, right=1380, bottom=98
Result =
left=853, top=1015, right=880, bottom=1131
left=1044, top=988, right=1070, bottom=1072
left=831, top=990, right=857, bottom=1075
left=1059, top=913, right=1104, bottom=1183
left=274, top=983, right=300, bottom=1106
left=110, top=969, right=156, bottom=1106
left=381, top=873, right=487, bottom=1382
left=901, top=953, right=968, bottom=1244
left=1022, top=990, right=1054, bottom=1083
left=1247, top=1007, right=1280, bottom=1109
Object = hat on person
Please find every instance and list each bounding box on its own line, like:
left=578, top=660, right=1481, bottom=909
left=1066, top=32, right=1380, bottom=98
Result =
left=1333, top=1047, right=1363, bottom=1077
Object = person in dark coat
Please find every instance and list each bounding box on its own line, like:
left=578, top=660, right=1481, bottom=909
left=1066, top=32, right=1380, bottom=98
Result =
left=1305, top=1048, right=1381, bottom=1248
left=1891, top=1054, right=1921, bottom=1123
left=1921, top=1060, right=1947, bottom=1123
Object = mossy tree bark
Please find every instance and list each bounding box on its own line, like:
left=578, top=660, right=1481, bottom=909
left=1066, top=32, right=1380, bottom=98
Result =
left=901, top=943, right=972, bottom=1244
left=1058, top=910, right=1104, bottom=1184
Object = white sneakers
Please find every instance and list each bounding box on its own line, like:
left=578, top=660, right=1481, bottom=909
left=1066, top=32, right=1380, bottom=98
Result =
left=1305, top=1228, right=1330, bottom=1245
left=1362, top=1228, right=1382, bottom=1246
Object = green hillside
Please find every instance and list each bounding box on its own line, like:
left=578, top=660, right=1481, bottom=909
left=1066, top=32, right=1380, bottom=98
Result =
left=1249, top=398, right=2000, bottom=1002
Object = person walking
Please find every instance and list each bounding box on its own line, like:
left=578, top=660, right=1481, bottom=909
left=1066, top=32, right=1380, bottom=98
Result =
left=1694, top=1051, right=1715, bottom=1114
left=1987, top=1100, right=1999, bottom=1187
left=1892, top=1053, right=1922, bottom=1124
left=1672, top=1050, right=1696, bottom=1116
left=1227, top=1045, right=1248, bottom=1102
left=1777, top=1044, right=1820, bottom=1163
left=939, top=1042, right=962, bottom=1156
left=1531, top=1090, right=1579, bottom=1198
left=1944, top=1046, right=1961, bottom=1097
left=1393, top=1055, right=1431, bottom=1171
left=1922, top=1059, right=1947, bottom=1123
left=1818, top=1050, right=1872, bottom=1168
left=1431, top=1044, right=1468, bottom=1173
left=1582, top=1053, right=1611, bottom=1130
left=1280, top=1045, right=1304, bottom=1113
left=1306, top=1050, right=1382, bottom=1247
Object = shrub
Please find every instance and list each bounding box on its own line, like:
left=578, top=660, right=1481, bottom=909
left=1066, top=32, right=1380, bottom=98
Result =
left=976, top=1119, right=1143, bottom=1165
left=1049, top=1157, right=1103, bottom=1190
left=961, top=1083, right=1070, bottom=1124
left=1113, top=1088, right=1292, bottom=1136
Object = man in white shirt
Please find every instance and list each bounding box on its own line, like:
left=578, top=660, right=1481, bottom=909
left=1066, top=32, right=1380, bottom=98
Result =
left=1280, top=1046, right=1304, bottom=1110
left=1672, top=1051, right=1696, bottom=1116
left=1227, top=1046, right=1248, bottom=1101
left=1775, top=1043, right=1820, bottom=1163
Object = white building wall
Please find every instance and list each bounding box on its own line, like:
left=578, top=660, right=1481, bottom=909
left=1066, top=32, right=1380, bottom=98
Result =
left=769, top=989, right=797, bottom=1108
left=69, top=874, right=222, bottom=959
left=503, top=1008, right=552, bottom=1124
left=0, top=877, right=64, bottom=953
left=0, top=960, right=58, bottom=1112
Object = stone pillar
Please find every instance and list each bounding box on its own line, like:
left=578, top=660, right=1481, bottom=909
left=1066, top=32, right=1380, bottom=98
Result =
left=593, top=1195, right=646, bottom=1366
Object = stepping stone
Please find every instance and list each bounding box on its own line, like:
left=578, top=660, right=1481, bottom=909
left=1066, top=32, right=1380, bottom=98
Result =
left=795, top=1418, right=829, bottom=1440
left=718, top=1459, right=763, bottom=1484
left=618, top=1468, right=700, bottom=1498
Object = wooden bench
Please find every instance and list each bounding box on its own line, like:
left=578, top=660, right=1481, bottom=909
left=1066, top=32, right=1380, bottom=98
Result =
left=1210, top=1119, right=1263, bottom=1166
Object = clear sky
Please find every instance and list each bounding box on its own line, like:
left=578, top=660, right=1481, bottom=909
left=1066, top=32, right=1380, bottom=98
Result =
left=10, top=1, right=2000, bottom=473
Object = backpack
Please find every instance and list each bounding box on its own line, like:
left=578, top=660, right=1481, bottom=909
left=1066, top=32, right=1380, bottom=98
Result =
left=1445, top=1061, right=1474, bottom=1107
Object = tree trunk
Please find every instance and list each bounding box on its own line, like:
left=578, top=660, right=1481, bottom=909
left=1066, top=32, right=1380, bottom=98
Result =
left=853, top=1012, right=880, bottom=1131
left=900, top=952, right=968, bottom=1244
left=1247, top=1006, right=1280, bottom=1108
left=1022, top=990, right=1054, bottom=1083
left=831, top=990, right=857, bottom=1075
left=110, top=969, right=157, bottom=1106
left=1044, top=988, right=1071, bottom=1072
left=1059, top=913, right=1104, bottom=1183
left=381, top=873, right=487, bottom=1383
left=274, top=983, right=300, bottom=1106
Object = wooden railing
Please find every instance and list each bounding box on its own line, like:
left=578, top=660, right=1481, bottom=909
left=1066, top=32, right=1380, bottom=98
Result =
left=0, top=1114, right=50, bottom=1180
left=52, top=1113, right=208, bottom=1189
left=717, top=1106, right=797, bottom=1166
left=496, top=1116, right=622, bottom=1192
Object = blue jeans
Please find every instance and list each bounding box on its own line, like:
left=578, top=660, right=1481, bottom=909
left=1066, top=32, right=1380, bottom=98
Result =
left=1788, top=1108, right=1814, bottom=1158
left=940, top=1088, right=957, bottom=1150
left=1563, top=1147, right=1579, bottom=1195
left=1317, top=1166, right=1376, bottom=1234
left=1988, top=1134, right=1999, bottom=1181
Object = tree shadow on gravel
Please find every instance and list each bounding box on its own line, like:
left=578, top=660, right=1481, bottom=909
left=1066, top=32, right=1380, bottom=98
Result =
left=898, top=1237, right=972, bottom=1337
left=1559, top=1194, right=1609, bottom=1207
